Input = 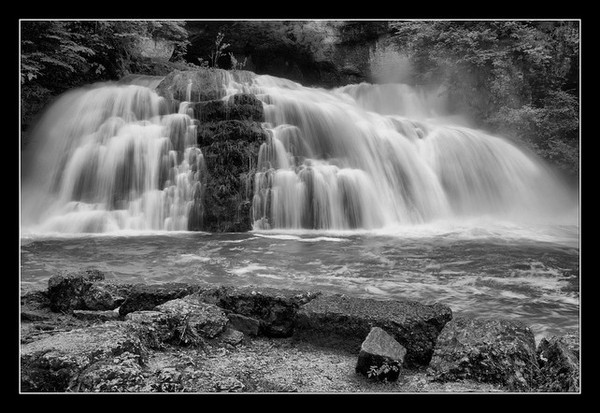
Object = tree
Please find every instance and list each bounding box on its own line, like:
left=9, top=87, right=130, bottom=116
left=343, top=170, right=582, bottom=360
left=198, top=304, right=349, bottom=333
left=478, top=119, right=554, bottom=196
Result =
left=389, top=20, right=579, bottom=177
left=20, top=20, right=192, bottom=142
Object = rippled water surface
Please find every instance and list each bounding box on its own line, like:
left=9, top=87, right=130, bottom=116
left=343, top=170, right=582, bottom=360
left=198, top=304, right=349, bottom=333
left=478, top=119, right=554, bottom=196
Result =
left=20, top=222, right=579, bottom=341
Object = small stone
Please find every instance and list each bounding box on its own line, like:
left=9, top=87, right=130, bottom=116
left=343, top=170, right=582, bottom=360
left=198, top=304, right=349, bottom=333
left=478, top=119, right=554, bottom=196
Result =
left=355, top=327, right=406, bottom=382
left=220, top=327, right=244, bottom=346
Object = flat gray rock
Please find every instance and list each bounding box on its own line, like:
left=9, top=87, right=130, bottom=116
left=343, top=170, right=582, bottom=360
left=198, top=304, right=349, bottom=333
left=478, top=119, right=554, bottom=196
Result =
left=295, top=293, right=452, bottom=367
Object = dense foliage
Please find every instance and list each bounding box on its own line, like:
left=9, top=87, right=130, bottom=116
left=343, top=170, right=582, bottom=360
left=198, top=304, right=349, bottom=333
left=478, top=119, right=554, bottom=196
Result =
left=20, top=20, right=192, bottom=136
left=389, top=20, right=579, bottom=178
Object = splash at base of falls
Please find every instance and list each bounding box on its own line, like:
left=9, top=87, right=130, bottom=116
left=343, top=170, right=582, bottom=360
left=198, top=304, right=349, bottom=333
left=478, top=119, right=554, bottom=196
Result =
left=20, top=70, right=577, bottom=234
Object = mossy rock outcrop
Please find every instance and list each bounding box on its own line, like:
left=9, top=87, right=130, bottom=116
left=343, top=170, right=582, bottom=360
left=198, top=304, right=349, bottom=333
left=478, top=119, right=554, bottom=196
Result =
left=154, top=68, right=268, bottom=233
left=155, top=69, right=256, bottom=103
left=191, top=94, right=264, bottom=123
left=196, top=120, right=268, bottom=232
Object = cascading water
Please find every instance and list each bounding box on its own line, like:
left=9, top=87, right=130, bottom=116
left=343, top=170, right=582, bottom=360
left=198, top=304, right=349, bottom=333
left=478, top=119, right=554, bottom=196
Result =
left=246, top=76, right=575, bottom=230
left=21, top=70, right=575, bottom=234
left=21, top=78, right=206, bottom=233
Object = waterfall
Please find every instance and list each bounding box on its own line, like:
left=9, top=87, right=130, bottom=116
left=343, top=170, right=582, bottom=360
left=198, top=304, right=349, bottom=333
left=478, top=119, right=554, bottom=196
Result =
left=21, top=82, right=205, bottom=233
left=21, top=70, right=575, bottom=234
left=244, top=76, right=575, bottom=230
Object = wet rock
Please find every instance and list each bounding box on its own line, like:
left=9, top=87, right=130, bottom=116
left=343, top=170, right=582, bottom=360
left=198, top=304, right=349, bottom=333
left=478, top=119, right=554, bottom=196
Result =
left=194, top=99, right=228, bottom=122
left=155, top=69, right=230, bottom=102
left=118, top=283, right=201, bottom=316
left=47, top=268, right=106, bottom=313
left=197, top=120, right=268, bottom=232
left=193, top=94, right=264, bottom=123
left=227, top=93, right=264, bottom=122
left=197, top=119, right=267, bottom=147
left=536, top=334, right=579, bottom=392
left=427, top=315, right=539, bottom=392
left=20, top=322, right=146, bottom=392
left=355, top=327, right=406, bottom=382
left=295, top=293, right=452, bottom=367
left=72, top=309, right=119, bottom=322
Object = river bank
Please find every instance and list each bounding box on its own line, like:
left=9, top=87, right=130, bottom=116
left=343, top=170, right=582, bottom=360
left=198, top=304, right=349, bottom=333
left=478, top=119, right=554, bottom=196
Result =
left=20, top=268, right=579, bottom=393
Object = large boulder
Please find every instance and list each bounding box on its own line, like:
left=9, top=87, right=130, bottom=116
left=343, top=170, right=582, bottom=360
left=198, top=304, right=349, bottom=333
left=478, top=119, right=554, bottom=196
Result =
left=294, top=293, right=452, bottom=367
left=428, top=316, right=540, bottom=392
left=536, top=333, right=580, bottom=392
left=20, top=322, right=146, bottom=392
left=155, top=298, right=229, bottom=343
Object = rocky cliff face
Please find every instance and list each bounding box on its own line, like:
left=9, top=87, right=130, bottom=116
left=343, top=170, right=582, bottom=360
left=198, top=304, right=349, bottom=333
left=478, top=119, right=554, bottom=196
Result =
left=184, top=21, right=393, bottom=88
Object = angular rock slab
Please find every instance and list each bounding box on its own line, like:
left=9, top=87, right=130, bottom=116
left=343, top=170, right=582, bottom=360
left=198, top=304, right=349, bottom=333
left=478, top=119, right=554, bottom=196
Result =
left=356, top=327, right=407, bottom=382
left=295, top=293, right=452, bottom=367
left=190, top=286, right=319, bottom=337
left=428, top=316, right=539, bottom=392
left=20, top=322, right=146, bottom=392
left=118, top=283, right=201, bottom=316
left=537, top=333, right=580, bottom=392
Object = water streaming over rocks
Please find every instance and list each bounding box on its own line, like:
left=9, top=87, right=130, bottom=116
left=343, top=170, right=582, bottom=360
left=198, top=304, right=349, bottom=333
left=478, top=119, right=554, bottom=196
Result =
left=21, top=69, right=576, bottom=234
left=248, top=75, right=575, bottom=230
